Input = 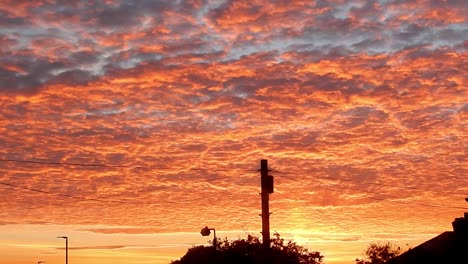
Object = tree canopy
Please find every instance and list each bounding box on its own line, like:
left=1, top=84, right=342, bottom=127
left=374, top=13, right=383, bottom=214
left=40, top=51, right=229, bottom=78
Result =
left=171, top=233, right=324, bottom=264
left=355, top=241, right=407, bottom=264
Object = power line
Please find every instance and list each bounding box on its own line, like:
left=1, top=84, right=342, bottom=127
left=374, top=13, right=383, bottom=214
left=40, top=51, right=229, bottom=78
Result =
left=318, top=175, right=466, bottom=197
left=0, top=181, right=127, bottom=204
left=0, top=180, right=213, bottom=206
left=0, top=159, right=257, bottom=206
left=315, top=182, right=468, bottom=210
left=273, top=170, right=468, bottom=197
left=1, top=159, right=465, bottom=210
left=0, top=158, right=257, bottom=173
left=272, top=171, right=468, bottom=210
left=0, top=158, right=126, bottom=168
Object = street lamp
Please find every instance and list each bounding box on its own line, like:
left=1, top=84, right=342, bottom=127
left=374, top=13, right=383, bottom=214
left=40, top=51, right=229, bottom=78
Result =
left=38, top=261, right=45, bottom=264
left=57, top=236, right=68, bottom=264
left=200, top=226, right=217, bottom=249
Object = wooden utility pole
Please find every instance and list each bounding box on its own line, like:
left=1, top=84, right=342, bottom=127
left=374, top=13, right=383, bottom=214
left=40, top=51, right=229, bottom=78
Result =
left=260, top=159, right=273, bottom=249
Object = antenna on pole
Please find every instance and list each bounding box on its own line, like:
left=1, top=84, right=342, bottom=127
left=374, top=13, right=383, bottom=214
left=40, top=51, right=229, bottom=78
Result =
left=260, top=159, right=273, bottom=249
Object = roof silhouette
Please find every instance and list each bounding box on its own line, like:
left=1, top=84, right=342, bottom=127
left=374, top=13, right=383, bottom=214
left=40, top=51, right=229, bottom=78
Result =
left=386, top=213, right=468, bottom=264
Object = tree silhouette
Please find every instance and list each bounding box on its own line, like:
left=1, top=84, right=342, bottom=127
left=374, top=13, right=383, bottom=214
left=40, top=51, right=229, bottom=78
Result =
left=355, top=241, right=406, bottom=264
left=171, top=233, right=324, bottom=264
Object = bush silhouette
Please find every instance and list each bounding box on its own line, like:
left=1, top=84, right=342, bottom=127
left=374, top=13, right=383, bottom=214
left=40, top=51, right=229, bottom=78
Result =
left=355, top=241, right=406, bottom=264
left=171, top=233, right=324, bottom=264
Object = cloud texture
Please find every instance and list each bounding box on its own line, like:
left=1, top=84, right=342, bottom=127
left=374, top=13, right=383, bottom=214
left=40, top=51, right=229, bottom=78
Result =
left=0, top=0, right=466, bottom=263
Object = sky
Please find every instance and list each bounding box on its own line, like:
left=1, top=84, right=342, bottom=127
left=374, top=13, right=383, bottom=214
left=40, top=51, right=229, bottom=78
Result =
left=0, top=0, right=466, bottom=263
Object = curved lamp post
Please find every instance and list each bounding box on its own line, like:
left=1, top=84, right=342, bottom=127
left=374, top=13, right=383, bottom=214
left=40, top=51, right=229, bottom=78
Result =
left=200, top=226, right=217, bottom=249
left=38, top=261, right=45, bottom=264
left=57, top=236, right=68, bottom=264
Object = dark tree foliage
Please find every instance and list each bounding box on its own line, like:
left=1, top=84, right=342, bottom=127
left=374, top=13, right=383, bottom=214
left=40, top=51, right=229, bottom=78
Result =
left=355, top=242, right=406, bottom=264
left=171, top=233, right=324, bottom=264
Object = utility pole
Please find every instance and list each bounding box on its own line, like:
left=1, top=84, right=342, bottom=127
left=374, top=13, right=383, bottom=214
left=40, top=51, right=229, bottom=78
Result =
left=260, top=159, right=273, bottom=249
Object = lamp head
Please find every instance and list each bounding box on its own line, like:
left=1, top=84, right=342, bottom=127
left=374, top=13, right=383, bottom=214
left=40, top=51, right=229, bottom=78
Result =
left=200, top=226, right=211, bottom=236
left=57, top=236, right=68, bottom=239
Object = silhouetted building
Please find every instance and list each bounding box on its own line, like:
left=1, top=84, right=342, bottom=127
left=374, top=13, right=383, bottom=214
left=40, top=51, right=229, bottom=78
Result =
left=386, top=213, right=468, bottom=264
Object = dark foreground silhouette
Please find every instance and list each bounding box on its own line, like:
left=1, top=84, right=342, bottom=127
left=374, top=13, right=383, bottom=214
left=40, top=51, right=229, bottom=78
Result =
left=355, top=242, right=406, bottom=264
left=171, top=233, right=324, bottom=264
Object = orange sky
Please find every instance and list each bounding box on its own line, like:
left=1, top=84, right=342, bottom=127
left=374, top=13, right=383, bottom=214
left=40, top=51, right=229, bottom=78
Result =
left=0, top=0, right=466, bottom=263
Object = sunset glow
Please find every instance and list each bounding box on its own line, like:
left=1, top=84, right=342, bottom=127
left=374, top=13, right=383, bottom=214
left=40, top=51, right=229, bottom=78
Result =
left=0, top=1, right=466, bottom=263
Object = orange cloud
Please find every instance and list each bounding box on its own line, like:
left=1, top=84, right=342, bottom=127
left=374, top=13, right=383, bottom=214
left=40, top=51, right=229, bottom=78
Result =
left=0, top=1, right=466, bottom=263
